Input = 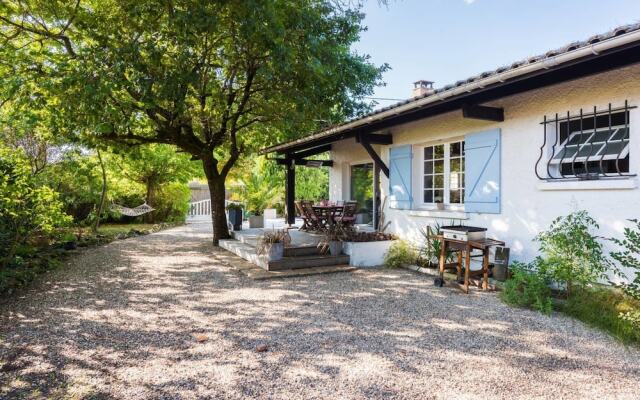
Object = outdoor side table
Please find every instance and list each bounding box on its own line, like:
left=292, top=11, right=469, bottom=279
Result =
left=436, top=235, right=505, bottom=293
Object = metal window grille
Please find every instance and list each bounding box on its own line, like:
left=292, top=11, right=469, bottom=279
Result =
left=535, top=101, right=635, bottom=180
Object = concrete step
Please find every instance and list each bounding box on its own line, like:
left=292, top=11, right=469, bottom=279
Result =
left=268, top=254, right=350, bottom=271
left=283, top=245, right=321, bottom=257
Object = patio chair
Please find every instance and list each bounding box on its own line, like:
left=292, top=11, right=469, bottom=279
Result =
left=295, top=201, right=311, bottom=231
left=334, top=201, right=357, bottom=226
left=300, top=201, right=325, bottom=231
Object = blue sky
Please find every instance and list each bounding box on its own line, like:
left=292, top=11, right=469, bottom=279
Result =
left=354, top=0, right=640, bottom=105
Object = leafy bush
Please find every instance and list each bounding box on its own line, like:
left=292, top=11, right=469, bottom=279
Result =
left=0, top=147, right=71, bottom=267
left=383, top=240, right=417, bottom=269
left=501, top=261, right=553, bottom=315
left=535, top=210, right=611, bottom=296
left=610, top=219, right=640, bottom=329
left=152, top=182, right=191, bottom=223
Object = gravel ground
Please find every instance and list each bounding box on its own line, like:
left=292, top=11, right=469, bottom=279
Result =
left=1, top=223, right=639, bottom=400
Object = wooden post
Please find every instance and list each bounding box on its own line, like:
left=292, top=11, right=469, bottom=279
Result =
left=464, top=245, right=471, bottom=294
left=285, top=157, right=296, bottom=225
left=373, top=163, right=380, bottom=229
left=482, top=249, right=490, bottom=290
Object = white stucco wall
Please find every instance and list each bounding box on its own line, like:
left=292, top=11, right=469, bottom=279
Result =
left=329, top=64, right=640, bottom=282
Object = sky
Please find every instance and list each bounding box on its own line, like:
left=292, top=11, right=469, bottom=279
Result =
left=353, top=0, right=640, bottom=106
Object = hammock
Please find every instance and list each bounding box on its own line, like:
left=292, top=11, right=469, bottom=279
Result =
left=110, top=202, right=155, bottom=217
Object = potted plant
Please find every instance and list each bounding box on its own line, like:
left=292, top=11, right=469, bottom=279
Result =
left=248, top=207, right=264, bottom=228
left=318, top=222, right=351, bottom=256
left=226, top=203, right=244, bottom=230
left=257, top=229, right=291, bottom=261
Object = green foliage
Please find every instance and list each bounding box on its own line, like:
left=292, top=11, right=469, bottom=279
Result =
left=383, top=240, right=417, bottom=269
left=535, top=210, right=611, bottom=295
left=418, top=221, right=453, bottom=267
left=501, top=261, right=554, bottom=315
left=236, top=158, right=283, bottom=215
left=561, top=287, right=640, bottom=346
left=0, top=146, right=71, bottom=266
left=1, top=0, right=387, bottom=242
left=151, top=182, right=191, bottom=223
left=610, top=219, right=640, bottom=329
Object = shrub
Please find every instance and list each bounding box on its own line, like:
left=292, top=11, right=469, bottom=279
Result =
left=501, top=261, right=553, bottom=315
left=535, top=210, right=611, bottom=296
left=383, top=240, right=417, bottom=269
left=152, top=182, right=190, bottom=223
left=610, top=219, right=640, bottom=329
left=0, top=147, right=71, bottom=267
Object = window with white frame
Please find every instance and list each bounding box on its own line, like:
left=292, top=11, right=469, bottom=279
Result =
left=536, top=103, right=633, bottom=180
left=423, top=141, right=465, bottom=205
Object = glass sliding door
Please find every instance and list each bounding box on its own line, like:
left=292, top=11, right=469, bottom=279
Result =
left=350, top=163, right=374, bottom=225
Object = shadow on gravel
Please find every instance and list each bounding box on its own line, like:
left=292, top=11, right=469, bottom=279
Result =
left=0, top=224, right=638, bottom=398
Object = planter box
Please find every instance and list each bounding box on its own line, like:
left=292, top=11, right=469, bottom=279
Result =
left=343, top=240, right=395, bottom=267
left=264, top=242, right=284, bottom=262
left=263, top=208, right=277, bottom=220
left=227, top=209, right=243, bottom=231
left=249, top=215, right=264, bottom=228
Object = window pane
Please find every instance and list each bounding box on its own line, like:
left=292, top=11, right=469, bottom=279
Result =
left=434, top=174, right=444, bottom=188
left=434, top=144, right=444, bottom=159
left=424, top=146, right=433, bottom=160
left=434, top=159, right=444, bottom=173
left=567, top=132, right=591, bottom=145
left=599, top=141, right=628, bottom=157
left=423, top=175, right=433, bottom=189
left=612, top=127, right=630, bottom=141
left=433, top=190, right=444, bottom=203
left=461, top=189, right=465, bottom=203
left=450, top=172, right=462, bottom=189
left=461, top=157, right=465, bottom=171
left=590, top=129, right=617, bottom=143
left=450, top=142, right=461, bottom=157
left=423, top=190, right=433, bottom=203
left=424, top=161, right=433, bottom=174
left=450, top=158, right=461, bottom=172
left=577, top=143, right=605, bottom=157
left=450, top=190, right=461, bottom=204
left=553, top=146, right=579, bottom=160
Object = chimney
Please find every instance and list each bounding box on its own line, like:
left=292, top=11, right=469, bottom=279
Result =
left=412, top=80, right=435, bottom=98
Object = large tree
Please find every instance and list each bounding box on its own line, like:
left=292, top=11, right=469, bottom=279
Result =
left=0, top=0, right=386, bottom=244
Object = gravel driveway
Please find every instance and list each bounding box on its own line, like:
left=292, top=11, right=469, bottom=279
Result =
left=1, top=223, right=638, bottom=399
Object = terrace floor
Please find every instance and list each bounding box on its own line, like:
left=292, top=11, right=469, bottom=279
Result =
left=0, top=222, right=638, bottom=399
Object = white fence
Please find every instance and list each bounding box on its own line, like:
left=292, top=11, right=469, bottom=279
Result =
left=187, top=199, right=243, bottom=222
left=188, top=199, right=211, bottom=217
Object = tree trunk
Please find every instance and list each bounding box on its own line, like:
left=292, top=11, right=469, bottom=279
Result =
left=202, top=156, right=230, bottom=246
left=92, top=149, right=107, bottom=234
left=144, top=180, right=157, bottom=224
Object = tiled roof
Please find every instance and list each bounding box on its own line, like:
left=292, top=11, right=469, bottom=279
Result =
left=262, top=22, right=640, bottom=154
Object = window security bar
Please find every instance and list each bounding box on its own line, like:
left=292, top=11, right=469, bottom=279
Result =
left=535, top=101, right=636, bottom=181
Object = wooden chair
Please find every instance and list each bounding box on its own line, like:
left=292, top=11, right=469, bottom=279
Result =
left=301, top=201, right=324, bottom=231
left=334, top=201, right=357, bottom=226
left=295, top=201, right=310, bottom=231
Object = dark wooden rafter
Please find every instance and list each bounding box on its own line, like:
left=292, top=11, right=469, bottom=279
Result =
left=357, top=133, right=390, bottom=178
left=355, top=133, right=393, bottom=145
left=274, top=158, right=333, bottom=167
left=462, top=104, right=504, bottom=122
left=291, top=144, right=332, bottom=159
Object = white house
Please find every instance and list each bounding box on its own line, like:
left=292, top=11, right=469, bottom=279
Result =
left=261, top=23, right=640, bottom=280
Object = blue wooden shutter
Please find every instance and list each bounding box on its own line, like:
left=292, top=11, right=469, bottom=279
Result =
left=389, top=145, right=413, bottom=209
left=464, top=129, right=501, bottom=214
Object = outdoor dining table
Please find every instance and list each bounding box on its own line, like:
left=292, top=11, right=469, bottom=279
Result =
left=312, top=204, right=344, bottom=227
left=436, top=234, right=505, bottom=294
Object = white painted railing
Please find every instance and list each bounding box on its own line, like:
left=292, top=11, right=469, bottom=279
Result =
left=188, top=199, right=211, bottom=217
left=187, top=199, right=243, bottom=219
